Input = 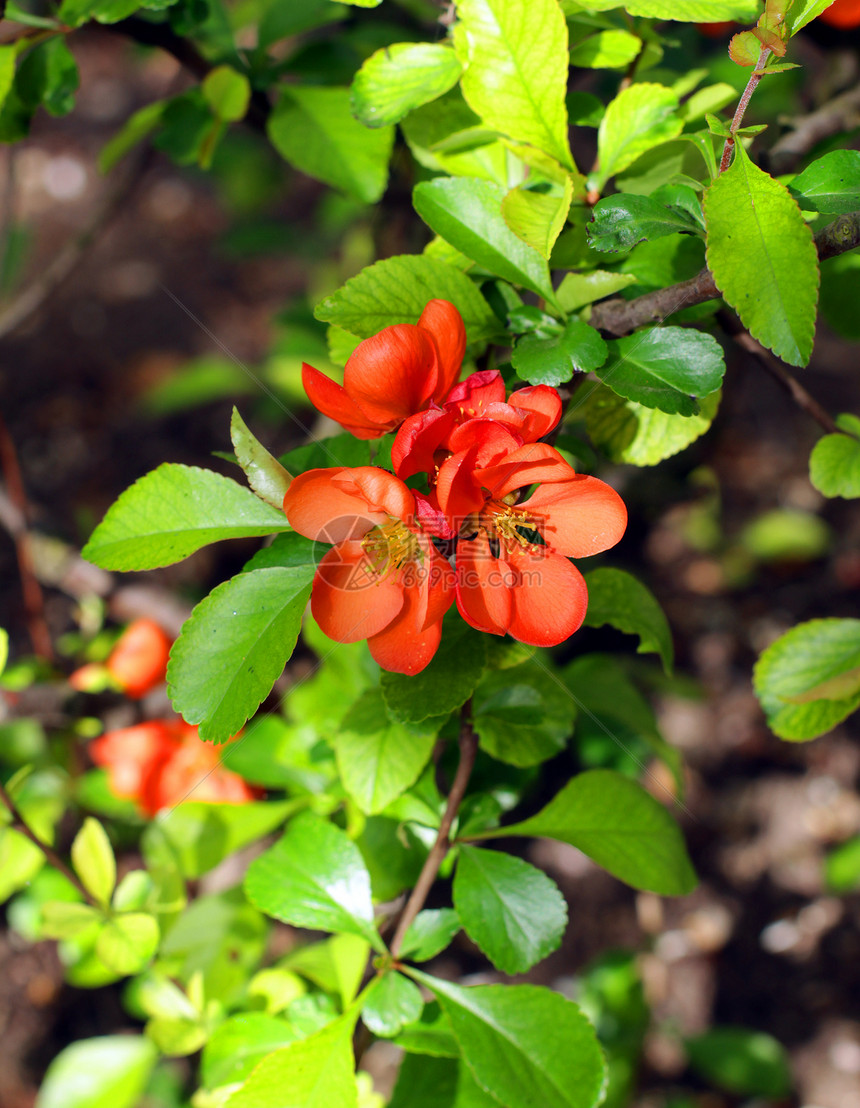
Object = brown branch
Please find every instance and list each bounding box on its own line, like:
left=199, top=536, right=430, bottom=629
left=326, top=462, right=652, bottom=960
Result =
left=768, top=82, right=860, bottom=175
left=589, top=211, right=860, bottom=338
left=388, top=703, right=478, bottom=960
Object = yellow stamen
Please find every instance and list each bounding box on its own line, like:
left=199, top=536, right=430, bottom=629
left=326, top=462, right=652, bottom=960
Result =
left=485, top=500, right=539, bottom=553
left=361, top=519, right=422, bottom=579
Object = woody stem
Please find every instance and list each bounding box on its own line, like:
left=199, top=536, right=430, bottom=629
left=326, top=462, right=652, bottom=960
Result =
left=720, top=45, right=772, bottom=173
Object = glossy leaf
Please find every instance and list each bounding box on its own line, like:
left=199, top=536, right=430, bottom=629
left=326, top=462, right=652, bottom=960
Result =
left=582, top=385, right=720, bottom=466
left=362, top=971, right=424, bottom=1037
left=202, top=1013, right=298, bottom=1089
left=480, top=769, right=697, bottom=895
left=71, top=818, right=115, bottom=908
left=790, top=150, right=860, bottom=214
left=352, top=43, right=462, bottom=128
left=809, top=420, right=860, bottom=498
left=593, top=83, right=682, bottom=192
left=408, top=974, right=607, bottom=1108
left=583, top=567, right=673, bottom=672
left=596, top=326, right=725, bottom=416
left=501, top=180, right=573, bottom=259
left=231, top=407, right=292, bottom=510
left=453, top=846, right=567, bottom=974
left=788, top=0, right=841, bottom=34
left=512, top=318, right=607, bottom=386
left=705, top=141, right=819, bottom=367
left=389, top=1054, right=499, bottom=1108
left=315, top=254, right=499, bottom=344
left=268, top=86, right=394, bottom=204
left=381, top=621, right=487, bottom=725
left=453, top=0, right=575, bottom=171
left=588, top=194, right=699, bottom=253
left=471, top=661, right=576, bottom=767
left=82, top=464, right=290, bottom=571
left=400, top=909, right=462, bottom=962
left=245, top=813, right=382, bottom=949
left=35, top=1035, right=157, bottom=1108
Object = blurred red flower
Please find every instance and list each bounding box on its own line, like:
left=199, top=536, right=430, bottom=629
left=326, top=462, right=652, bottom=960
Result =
left=70, top=618, right=171, bottom=700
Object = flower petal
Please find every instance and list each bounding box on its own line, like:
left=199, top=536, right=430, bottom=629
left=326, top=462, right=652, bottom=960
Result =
left=302, top=364, right=388, bottom=438
left=445, top=369, right=506, bottom=416
left=368, top=580, right=446, bottom=675
left=419, top=299, right=466, bottom=401
left=507, top=548, right=589, bottom=646
left=284, top=468, right=384, bottom=543
left=338, top=467, right=416, bottom=522
left=392, top=407, right=455, bottom=480
left=473, top=443, right=577, bottom=499
left=311, top=541, right=406, bottom=643
left=522, top=477, right=628, bottom=557
left=455, top=531, right=513, bottom=636
left=344, top=325, right=439, bottom=425
left=509, top=385, right=562, bottom=441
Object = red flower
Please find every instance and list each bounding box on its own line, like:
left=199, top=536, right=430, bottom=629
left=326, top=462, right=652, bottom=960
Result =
left=820, top=0, right=860, bottom=28
left=283, top=467, right=455, bottom=674
left=70, top=618, right=171, bottom=699
left=90, top=720, right=258, bottom=816
left=301, top=300, right=467, bottom=439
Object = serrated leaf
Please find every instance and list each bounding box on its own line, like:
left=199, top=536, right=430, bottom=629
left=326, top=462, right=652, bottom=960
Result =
left=336, top=691, right=443, bottom=815
left=381, top=621, right=487, bottom=724
left=480, top=769, right=697, bottom=895
left=453, top=0, right=575, bottom=171
left=245, top=813, right=381, bottom=949
left=593, top=83, right=682, bottom=192
left=753, top=618, right=860, bottom=741
left=583, top=567, right=674, bottom=673
left=729, top=30, right=764, bottom=66
left=809, top=428, right=860, bottom=498
left=556, top=270, right=637, bottom=312
left=315, top=255, right=499, bottom=344
left=789, top=150, right=860, bottom=215
left=570, top=30, right=642, bottom=69
left=351, top=43, right=462, bottom=128
left=362, top=972, right=424, bottom=1037
left=268, top=86, right=393, bottom=204
left=71, top=817, right=115, bottom=908
left=453, top=846, right=567, bottom=974
left=400, top=909, right=462, bottom=962
left=226, top=1015, right=358, bottom=1108
left=501, top=179, right=573, bottom=259
left=588, top=194, right=699, bottom=253
left=413, top=178, right=555, bottom=301
left=35, top=1035, right=157, bottom=1108
left=230, top=407, right=292, bottom=509
left=512, top=318, right=607, bottom=387
left=596, top=326, right=724, bottom=416
left=407, top=975, right=607, bottom=1108
left=95, top=912, right=159, bottom=975
left=471, top=661, right=576, bottom=767
left=581, top=385, right=720, bottom=466
left=82, top=464, right=290, bottom=570
left=704, top=141, right=819, bottom=367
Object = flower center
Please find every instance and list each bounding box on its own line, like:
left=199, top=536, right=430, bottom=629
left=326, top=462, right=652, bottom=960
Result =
left=361, top=519, right=422, bottom=579
left=484, top=499, right=540, bottom=553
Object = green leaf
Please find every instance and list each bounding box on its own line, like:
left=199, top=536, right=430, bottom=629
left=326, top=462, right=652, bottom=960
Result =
left=362, top=971, right=424, bottom=1037
left=0, top=46, right=16, bottom=115
left=583, top=567, right=673, bottom=673
left=58, top=0, right=147, bottom=25
left=408, top=975, right=607, bottom=1108
left=581, top=384, right=720, bottom=466
left=453, top=846, right=567, bottom=974
left=202, top=65, right=250, bottom=122
left=810, top=427, right=860, bottom=499
left=787, top=0, right=840, bottom=34
left=825, top=836, right=860, bottom=894
left=82, top=464, right=290, bottom=571
left=582, top=1, right=759, bottom=16
left=257, top=0, right=344, bottom=45
left=226, top=1015, right=358, bottom=1108
left=17, top=36, right=78, bottom=116
left=335, top=689, right=442, bottom=815
left=501, top=180, right=573, bottom=259
left=393, top=1003, right=460, bottom=1059
left=230, top=407, right=292, bottom=510
left=413, top=178, right=555, bottom=301
left=481, top=769, right=697, bottom=895
left=686, top=1028, right=791, bottom=1098
left=245, top=812, right=381, bottom=949
left=268, top=86, right=393, bottom=203
left=512, top=318, right=607, bottom=386
left=40, top=901, right=103, bottom=939
left=202, top=1013, right=298, bottom=1089
left=381, top=621, right=487, bottom=724
left=593, top=83, right=682, bottom=192
left=570, top=30, right=642, bottom=69
left=596, top=326, right=724, bottom=416
left=588, top=194, right=698, bottom=253
left=283, top=933, right=370, bottom=1009
left=351, top=43, right=463, bottom=128
left=453, top=0, right=575, bottom=171
left=281, top=432, right=372, bottom=475
left=704, top=141, right=819, bottom=367
left=471, top=661, right=576, bottom=767
left=167, top=565, right=313, bottom=741
left=400, top=909, right=461, bottom=963
left=95, top=912, right=159, bottom=975
left=789, top=150, right=860, bottom=214
left=556, top=270, right=637, bottom=312
left=35, top=1035, right=158, bottom=1108
left=389, top=1054, right=496, bottom=1107
left=99, top=101, right=165, bottom=173
left=315, top=255, right=499, bottom=344
left=753, top=618, right=860, bottom=741
left=71, top=817, right=116, bottom=908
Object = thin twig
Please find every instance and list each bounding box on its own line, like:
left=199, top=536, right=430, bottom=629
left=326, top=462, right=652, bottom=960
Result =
left=768, top=82, right=860, bottom=175
left=389, top=703, right=479, bottom=960
left=720, top=46, right=772, bottom=173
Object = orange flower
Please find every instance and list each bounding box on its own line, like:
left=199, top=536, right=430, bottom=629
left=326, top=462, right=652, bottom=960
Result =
left=820, top=0, right=860, bottom=28
left=70, top=618, right=171, bottom=699
left=283, top=466, right=454, bottom=674
left=90, top=719, right=259, bottom=817
left=302, top=300, right=467, bottom=439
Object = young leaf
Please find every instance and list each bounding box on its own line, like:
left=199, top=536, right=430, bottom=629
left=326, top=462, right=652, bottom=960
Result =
left=35, top=1035, right=157, bottom=1108
left=809, top=422, right=860, bottom=498
left=501, top=179, right=574, bottom=259
left=315, top=255, right=499, bottom=343
left=351, top=43, right=463, bottom=128
left=596, top=326, right=725, bottom=416
left=400, top=909, right=462, bottom=963
left=201, top=1013, right=299, bottom=1089
left=95, top=913, right=159, bottom=975
left=231, top=407, right=292, bottom=510
left=789, top=149, right=860, bottom=214
left=268, top=86, right=394, bottom=203
left=593, top=83, right=682, bottom=192
left=453, top=846, right=567, bottom=974
left=202, top=66, right=250, bottom=122
left=453, top=0, right=575, bottom=171
left=705, top=141, right=819, bottom=367
left=479, top=769, right=697, bottom=895
left=71, top=817, right=116, bottom=908
left=82, top=464, right=290, bottom=571
left=588, top=194, right=699, bottom=253
left=413, top=178, right=556, bottom=302
left=40, top=901, right=103, bottom=939
left=570, top=30, right=642, bottom=69
left=582, top=567, right=674, bottom=673
left=512, top=318, right=607, bottom=387
left=556, top=270, right=638, bottom=312
left=335, top=689, right=443, bottom=815
left=245, top=813, right=382, bottom=949
left=753, top=618, right=860, bottom=741
left=407, top=974, right=607, bottom=1108
left=471, top=662, right=576, bottom=767
left=381, top=620, right=487, bottom=724
left=582, top=385, right=721, bottom=466
left=167, top=565, right=313, bottom=741
left=362, top=972, right=424, bottom=1037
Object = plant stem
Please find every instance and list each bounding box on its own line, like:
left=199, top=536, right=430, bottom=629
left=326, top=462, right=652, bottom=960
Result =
left=389, top=702, right=478, bottom=960
left=0, top=778, right=96, bottom=905
left=720, top=46, right=772, bottom=174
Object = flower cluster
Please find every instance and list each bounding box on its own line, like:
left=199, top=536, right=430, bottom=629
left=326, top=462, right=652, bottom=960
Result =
left=285, top=300, right=627, bottom=675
